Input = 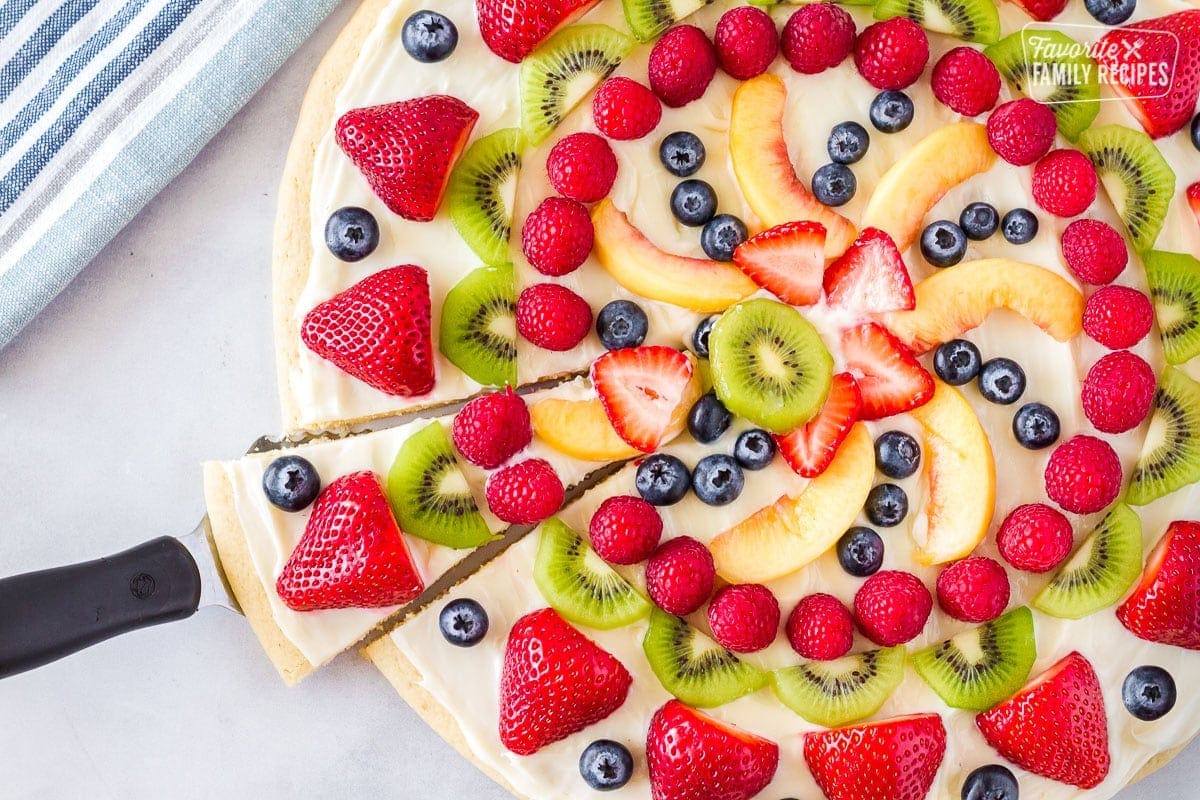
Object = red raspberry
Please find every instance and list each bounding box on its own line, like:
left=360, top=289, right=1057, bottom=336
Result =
left=936, top=557, right=1011, bottom=622
left=1044, top=435, right=1123, bottom=515
left=708, top=583, right=780, bottom=653
left=1082, top=350, right=1156, bottom=434
left=516, top=283, right=592, bottom=351
left=648, top=25, right=717, bottom=107
left=853, top=17, right=929, bottom=91
left=930, top=46, right=1000, bottom=117
left=986, top=99, right=1057, bottom=166
left=593, top=77, right=662, bottom=141
left=854, top=570, right=932, bottom=646
left=451, top=387, right=532, bottom=469
left=522, top=197, right=594, bottom=276
left=786, top=593, right=855, bottom=661
left=1032, top=149, right=1098, bottom=218
left=781, top=4, right=855, bottom=75
left=997, top=503, right=1074, bottom=573
left=485, top=458, right=564, bottom=524
left=1060, top=219, right=1128, bottom=285
left=546, top=133, right=618, bottom=202
left=645, top=536, right=715, bottom=616
left=714, top=6, right=779, bottom=80
left=588, top=495, right=663, bottom=564
left=1083, top=285, right=1154, bottom=349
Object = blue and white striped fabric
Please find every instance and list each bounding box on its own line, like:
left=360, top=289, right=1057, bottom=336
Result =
left=0, top=0, right=341, bottom=348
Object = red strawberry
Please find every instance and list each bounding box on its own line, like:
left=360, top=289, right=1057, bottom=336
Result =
left=976, top=652, right=1111, bottom=789
left=804, top=714, right=947, bottom=800
left=823, top=227, right=915, bottom=316
left=1188, top=182, right=1200, bottom=228
left=841, top=323, right=934, bottom=419
left=499, top=608, right=632, bottom=755
left=1004, top=0, right=1066, bottom=20
left=591, top=346, right=697, bottom=453
left=647, top=700, right=779, bottom=800
left=476, top=0, right=601, bottom=63
left=1098, top=10, right=1200, bottom=138
left=775, top=372, right=862, bottom=478
left=276, top=472, right=424, bottom=611
left=732, top=220, right=827, bottom=306
left=1117, top=520, right=1200, bottom=650
left=301, top=266, right=434, bottom=397
left=336, top=96, right=478, bottom=221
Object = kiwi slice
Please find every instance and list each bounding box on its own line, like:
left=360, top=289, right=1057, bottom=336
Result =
left=911, top=607, right=1036, bottom=712
left=1034, top=504, right=1142, bottom=619
left=709, top=298, right=833, bottom=434
left=1078, top=125, right=1176, bottom=253
left=448, top=128, right=524, bottom=267
left=386, top=422, right=493, bottom=549
left=873, top=0, right=1001, bottom=44
left=771, top=647, right=905, bottom=728
left=643, top=609, right=769, bottom=707
left=623, top=0, right=714, bottom=41
left=439, top=264, right=517, bottom=387
left=1144, top=250, right=1200, bottom=365
left=533, top=518, right=652, bottom=629
left=520, top=25, right=634, bottom=145
left=985, top=30, right=1099, bottom=141
left=1127, top=366, right=1200, bottom=506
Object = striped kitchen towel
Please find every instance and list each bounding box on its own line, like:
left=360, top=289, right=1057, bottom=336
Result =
left=0, top=0, right=342, bottom=349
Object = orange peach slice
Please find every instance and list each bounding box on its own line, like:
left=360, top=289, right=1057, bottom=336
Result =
left=531, top=397, right=642, bottom=461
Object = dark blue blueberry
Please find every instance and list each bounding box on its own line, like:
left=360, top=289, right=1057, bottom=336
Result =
left=660, top=131, right=706, bottom=177
left=1192, top=113, right=1200, bottom=152
left=960, top=202, right=1000, bottom=241
left=692, top=315, right=718, bottom=358
left=921, top=220, right=968, bottom=267
left=596, top=300, right=648, bottom=350
left=961, top=764, right=1019, bottom=800
left=838, top=526, right=885, bottom=577
left=701, top=214, right=748, bottom=261
left=439, top=598, right=489, bottom=647
left=1085, top=0, right=1136, bottom=25
left=402, top=10, right=458, bottom=63
left=687, top=392, right=732, bottom=444
left=978, top=358, right=1026, bottom=405
left=1012, top=402, right=1060, bottom=450
left=1002, top=208, right=1039, bottom=244
left=671, top=179, right=718, bottom=227
left=875, top=430, right=921, bottom=479
left=734, top=428, right=777, bottom=470
left=934, top=339, right=983, bottom=386
left=636, top=454, right=691, bottom=506
left=579, top=740, right=634, bottom=791
left=324, top=206, right=379, bottom=262
left=262, top=456, right=321, bottom=512
left=869, top=90, right=915, bottom=133
left=811, top=163, right=857, bottom=207
left=828, top=121, right=870, bottom=165
left=691, top=454, right=745, bottom=506
left=1123, top=665, right=1177, bottom=721
left=865, top=483, right=908, bottom=527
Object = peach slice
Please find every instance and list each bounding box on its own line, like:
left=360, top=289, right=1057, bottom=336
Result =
left=729, top=75, right=857, bottom=259
left=883, top=259, right=1084, bottom=354
left=531, top=397, right=642, bottom=461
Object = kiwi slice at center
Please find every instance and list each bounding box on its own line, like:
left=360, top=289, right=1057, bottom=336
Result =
left=622, top=0, right=714, bottom=42
left=448, top=128, right=524, bottom=267
left=533, top=518, right=651, bottom=629
left=985, top=30, right=1099, bottom=141
left=1034, top=503, right=1142, bottom=619
left=911, top=607, right=1036, bottom=712
left=440, top=264, right=517, bottom=388
left=771, top=647, right=906, bottom=727
left=1144, top=250, right=1200, bottom=365
left=873, top=0, right=1001, bottom=45
left=643, top=609, right=768, bottom=708
left=1078, top=125, right=1175, bottom=253
left=1127, top=366, right=1200, bottom=506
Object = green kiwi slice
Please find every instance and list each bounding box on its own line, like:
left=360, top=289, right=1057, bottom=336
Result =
left=439, top=264, right=517, bottom=388
left=708, top=298, right=833, bottom=434
left=911, top=607, right=1036, bottom=711
left=643, top=609, right=769, bottom=707
left=386, top=422, right=493, bottom=549
left=985, top=30, right=1099, bottom=141
left=1144, top=250, right=1200, bottom=365
left=1034, top=504, right=1142, bottom=619
left=448, top=128, right=524, bottom=267
left=1078, top=125, right=1175, bottom=252
left=623, top=0, right=714, bottom=41
left=519, top=25, right=633, bottom=145
left=1127, top=366, right=1200, bottom=506
left=771, top=647, right=905, bottom=727
left=533, top=518, right=652, bottom=629
left=873, top=0, right=1001, bottom=44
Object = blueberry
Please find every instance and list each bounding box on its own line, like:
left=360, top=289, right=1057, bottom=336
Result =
left=1012, top=402, right=1060, bottom=450
left=687, top=392, right=732, bottom=443
left=636, top=454, right=691, bottom=506
left=692, top=316, right=718, bottom=358
left=691, top=454, right=745, bottom=506
left=920, top=220, right=968, bottom=267
left=439, top=598, right=489, bottom=647
left=934, top=339, right=983, bottom=386
left=828, top=121, right=871, bottom=165
left=671, top=179, right=718, bottom=227
left=701, top=214, right=748, bottom=261
left=1085, top=0, right=1136, bottom=25
left=402, top=11, right=458, bottom=63
left=865, top=483, right=908, bottom=527
left=660, top=131, right=706, bottom=177
left=1002, top=208, right=1039, bottom=244
left=869, top=90, right=915, bottom=133
left=978, top=358, right=1026, bottom=405
left=875, top=430, right=921, bottom=479
left=734, top=428, right=777, bottom=470
left=811, top=163, right=857, bottom=206
left=262, top=456, right=321, bottom=512
left=961, top=764, right=1019, bottom=800
left=960, top=202, right=999, bottom=241
left=1192, top=113, right=1200, bottom=152
left=838, top=526, right=885, bottom=577
left=579, top=740, right=634, bottom=791
left=596, top=300, right=648, bottom=350
left=324, top=206, right=379, bottom=262
left=1123, top=665, right=1177, bottom=721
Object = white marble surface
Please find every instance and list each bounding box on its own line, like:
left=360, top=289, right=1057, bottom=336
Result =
left=0, top=3, right=1196, bottom=798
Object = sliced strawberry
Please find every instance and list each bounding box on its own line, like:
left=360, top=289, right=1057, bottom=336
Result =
left=823, top=227, right=915, bottom=316
left=276, top=472, right=424, bottom=611
left=841, top=323, right=934, bottom=419
left=1117, top=520, right=1200, bottom=649
left=1003, top=0, right=1067, bottom=21
left=976, top=652, right=1110, bottom=789
left=1188, top=182, right=1200, bottom=229
left=591, top=346, right=699, bottom=453
left=477, top=0, right=602, bottom=63
left=1098, top=10, right=1200, bottom=138
left=301, top=266, right=435, bottom=397
left=732, top=220, right=827, bottom=306
left=647, top=700, right=779, bottom=800
left=804, top=714, right=946, bottom=800
left=775, top=372, right=862, bottom=478
left=499, top=608, right=632, bottom=755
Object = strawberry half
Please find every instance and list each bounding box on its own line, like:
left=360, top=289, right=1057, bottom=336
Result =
left=646, top=700, right=779, bottom=800
left=591, top=346, right=700, bottom=453
left=1098, top=10, right=1200, bottom=138
left=976, top=651, right=1110, bottom=789
left=841, top=322, right=934, bottom=419
left=1187, top=182, right=1200, bottom=229
left=499, top=608, right=632, bottom=755
left=775, top=372, right=861, bottom=478
left=823, top=227, right=915, bottom=316
left=276, top=472, right=424, bottom=611
left=732, top=220, right=827, bottom=306
left=804, top=714, right=946, bottom=800
left=336, top=95, right=478, bottom=221
left=1117, top=520, right=1200, bottom=649
left=301, top=266, right=435, bottom=397
left=477, top=0, right=602, bottom=63
left=1003, top=0, right=1067, bottom=21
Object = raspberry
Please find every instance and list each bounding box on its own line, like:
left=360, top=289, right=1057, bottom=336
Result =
left=854, top=570, right=932, bottom=646
left=648, top=25, right=717, bottom=107
left=936, top=557, right=1011, bottom=622
left=930, top=46, right=1000, bottom=117
left=451, top=387, right=532, bottom=469
left=853, top=17, right=929, bottom=91
left=522, top=196, right=594, bottom=276
left=997, top=503, right=1074, bottom=573
left=1060, top=218, right=1128, bottom=285
left=714, top=6, right=779, bottom=80
left=986, top=99, right=1057, bottom=166
left=1032, top=149, right=1098, bottom=218
left=781, top=3, right=855, bottom=75
left=546, top=133, right=618, bottom=202
left=485, top=458, right=564, bottom=525
left=516, top=283, right=592, bottom=351
left=593, top=77, right=662, bottom=141
left=1083, top=285, right=1154, bottom=349
left=786, top=593, right=855, bottom=661
left=1082, top=350, right=1156, bottom=434
left=708, top=583, right=781, bottom=653
left=588, top=495, right=663, bottom=564
left=1044, top=435, right=1123, bottom=514
left=645, top=536, right=715, bottom=616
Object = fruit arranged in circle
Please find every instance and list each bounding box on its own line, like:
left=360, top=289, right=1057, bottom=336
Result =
left=642, top=609, right=769, bottom=708
left=771, top=646, right=906, bottom=728
left=775, top=372, right=862, bottom=479
left=533, top=517, right=651, bottom=629
left=911, top=607, right=1036, bottom=711
left=733, top=220, right=827, bottom=307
